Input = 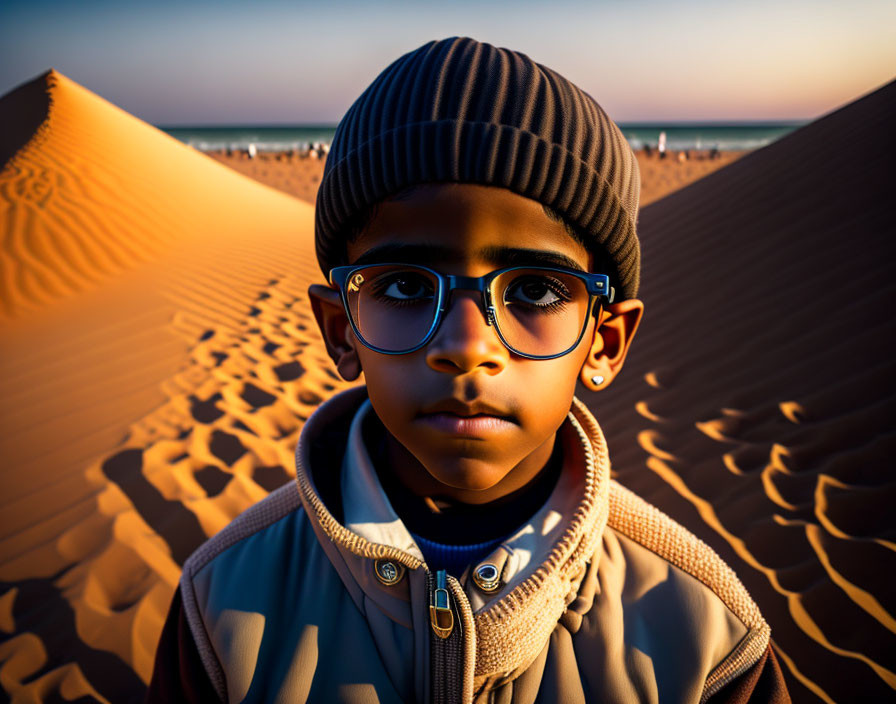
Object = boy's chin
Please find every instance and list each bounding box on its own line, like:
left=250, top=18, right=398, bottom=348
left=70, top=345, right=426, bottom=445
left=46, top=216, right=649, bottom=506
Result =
left=420, top=458, right=513, bottom=498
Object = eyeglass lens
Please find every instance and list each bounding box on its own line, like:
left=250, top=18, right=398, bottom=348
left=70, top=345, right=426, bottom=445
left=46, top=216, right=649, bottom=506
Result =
left=344, top=265, right=592, bottom=357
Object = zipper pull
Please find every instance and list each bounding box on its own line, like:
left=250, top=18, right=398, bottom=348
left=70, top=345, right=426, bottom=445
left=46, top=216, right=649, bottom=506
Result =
left=429, top=569, right=454, bottom=639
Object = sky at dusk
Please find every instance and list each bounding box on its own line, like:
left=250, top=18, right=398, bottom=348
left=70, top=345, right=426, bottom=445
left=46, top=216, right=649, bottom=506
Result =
left=1, top=0, right=894, bottom=126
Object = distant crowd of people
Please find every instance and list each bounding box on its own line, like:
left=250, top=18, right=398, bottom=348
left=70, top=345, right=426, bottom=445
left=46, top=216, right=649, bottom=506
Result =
left=223, top=141, right=332, bottom=160
left=221, top=136, right=724, bottom=164
left=640, top=131, right=722, bottom=161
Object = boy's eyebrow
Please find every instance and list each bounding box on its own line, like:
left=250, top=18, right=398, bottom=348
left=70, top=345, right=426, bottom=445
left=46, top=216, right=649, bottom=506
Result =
left=351, top=243, right=586, bottom=272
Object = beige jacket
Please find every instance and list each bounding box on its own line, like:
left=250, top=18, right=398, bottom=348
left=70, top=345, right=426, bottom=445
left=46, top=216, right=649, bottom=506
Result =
left=178, top=386, right=770, bottom=703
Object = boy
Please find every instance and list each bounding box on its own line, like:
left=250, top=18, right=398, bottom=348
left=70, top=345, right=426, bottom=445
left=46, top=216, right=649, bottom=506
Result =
left=147, top=37, right=789, bottom=703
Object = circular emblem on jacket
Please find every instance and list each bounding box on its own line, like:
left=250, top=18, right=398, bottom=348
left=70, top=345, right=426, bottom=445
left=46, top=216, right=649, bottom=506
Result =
left=473, top=563, right=501, bottom=592
left=374, top=559, right=405, bottom=586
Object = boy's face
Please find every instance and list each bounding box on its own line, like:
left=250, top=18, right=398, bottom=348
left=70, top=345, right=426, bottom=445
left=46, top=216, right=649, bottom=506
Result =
left=310, top=183, right=643, bottom=504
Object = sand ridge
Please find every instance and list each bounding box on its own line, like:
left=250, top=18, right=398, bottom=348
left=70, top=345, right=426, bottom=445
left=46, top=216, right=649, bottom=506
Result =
left=1, top=69, right=894, bottom=702
left=592, top=78, right=896, bottom=702
left=1, top=71, right=296, bottom=318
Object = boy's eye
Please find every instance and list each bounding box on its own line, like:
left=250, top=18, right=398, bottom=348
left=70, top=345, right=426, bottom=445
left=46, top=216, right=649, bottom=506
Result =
left=504, top=275, right=570, bottom=308
left=373, top=272, right=435, bottom=301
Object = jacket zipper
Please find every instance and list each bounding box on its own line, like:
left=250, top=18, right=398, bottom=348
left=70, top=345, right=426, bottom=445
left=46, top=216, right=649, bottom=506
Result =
left=429, top=568, right=473, bottom=704
left=430, top=569, right=454, bottom=638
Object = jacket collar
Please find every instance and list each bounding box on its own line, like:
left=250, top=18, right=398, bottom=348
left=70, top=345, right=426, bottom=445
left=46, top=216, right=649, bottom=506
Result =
left=294, top=385, right=611, bottom=677
left=339, top=398, right=605, bottom=610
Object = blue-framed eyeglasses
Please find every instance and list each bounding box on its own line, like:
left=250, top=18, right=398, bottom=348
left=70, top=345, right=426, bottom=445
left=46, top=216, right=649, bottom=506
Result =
left=329, top=262, right=614, bottom=360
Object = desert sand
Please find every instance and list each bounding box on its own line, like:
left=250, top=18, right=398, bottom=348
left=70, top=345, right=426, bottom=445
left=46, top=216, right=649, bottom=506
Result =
left=0, top=69, right=893, bottom=703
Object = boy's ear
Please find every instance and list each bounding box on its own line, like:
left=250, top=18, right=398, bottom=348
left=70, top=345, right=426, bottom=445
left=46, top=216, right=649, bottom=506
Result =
left=308, top=284, right=362, bottom=381
left=580, top=298, right=644, bottom=391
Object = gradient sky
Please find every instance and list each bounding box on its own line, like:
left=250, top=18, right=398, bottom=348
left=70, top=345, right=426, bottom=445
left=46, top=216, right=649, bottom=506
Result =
left=2, top=0, right=894, bottom=125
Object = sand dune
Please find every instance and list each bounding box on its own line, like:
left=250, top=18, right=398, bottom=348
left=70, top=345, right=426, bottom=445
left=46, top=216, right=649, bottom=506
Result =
left=1, top=68, right=893, bottom=703
left=590, top=78, right=896, bottom=702
left=0, top=70, right=356, bottom=702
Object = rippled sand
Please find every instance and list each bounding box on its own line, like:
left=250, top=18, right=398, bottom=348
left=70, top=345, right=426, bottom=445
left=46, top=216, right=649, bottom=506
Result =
left=0, top=70, right=356, bottom=701
left=592, top=79, right=896, bottom=702
left=1, top=69, right=893, bottom=702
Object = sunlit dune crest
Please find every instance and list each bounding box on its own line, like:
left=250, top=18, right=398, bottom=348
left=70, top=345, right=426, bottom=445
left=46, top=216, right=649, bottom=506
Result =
left=0, top=68, right=894, bottom=703
left=0, top=70, right=314, bottom=320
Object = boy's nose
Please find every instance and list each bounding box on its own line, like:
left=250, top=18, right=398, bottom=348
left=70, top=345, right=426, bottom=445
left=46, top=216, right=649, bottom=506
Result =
left=425, top=292, right=508, bottom=375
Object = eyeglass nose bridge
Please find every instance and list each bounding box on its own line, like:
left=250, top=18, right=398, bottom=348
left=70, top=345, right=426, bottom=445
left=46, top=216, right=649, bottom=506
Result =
left=437, top=274, right=497, bottom=327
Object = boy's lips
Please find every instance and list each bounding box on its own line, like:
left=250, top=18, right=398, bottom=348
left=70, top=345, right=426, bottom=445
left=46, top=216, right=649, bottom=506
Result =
left=418, top=398, right=514, bottom=420
left=416, top=398, right=517, bottom=437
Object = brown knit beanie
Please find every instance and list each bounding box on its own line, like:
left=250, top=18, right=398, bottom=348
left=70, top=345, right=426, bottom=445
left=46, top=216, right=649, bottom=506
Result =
left=315, top=36, right=641, bottom=300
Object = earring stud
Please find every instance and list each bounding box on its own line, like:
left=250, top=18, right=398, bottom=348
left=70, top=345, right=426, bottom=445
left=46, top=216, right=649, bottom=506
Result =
left=591, top=375, right=605, bottom=386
